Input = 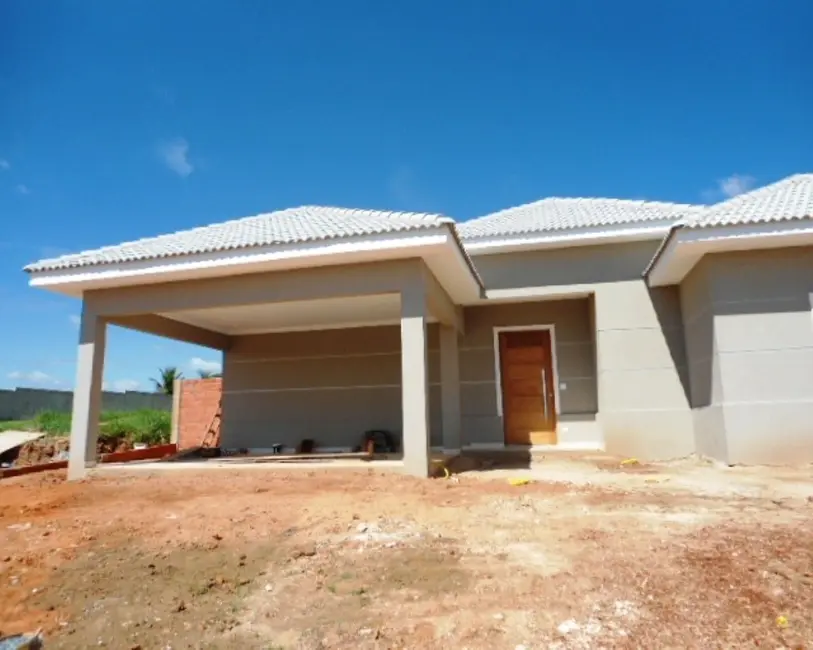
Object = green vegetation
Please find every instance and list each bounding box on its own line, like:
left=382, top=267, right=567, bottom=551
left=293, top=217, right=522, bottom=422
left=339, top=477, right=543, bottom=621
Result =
left=0, top=419, right=34, bottom=433
left=0, top=409, right=171, bottom=445
left=151, top=366, right=183, bottom=395
left=101, top=410, right=171, bottom=445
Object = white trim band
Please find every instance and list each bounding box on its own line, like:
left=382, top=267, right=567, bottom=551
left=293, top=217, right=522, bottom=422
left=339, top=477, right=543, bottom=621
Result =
left=464, top=221, right=673, bottom=255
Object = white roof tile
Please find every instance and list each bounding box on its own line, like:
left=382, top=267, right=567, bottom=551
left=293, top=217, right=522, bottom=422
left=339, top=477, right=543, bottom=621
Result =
left=26, top=174, right=812, bottom=275
left=684, top=173, right=813, bottom=228
left=458, top=197, right=701, bottom=240
left=25, top=206, right=451, bottom=272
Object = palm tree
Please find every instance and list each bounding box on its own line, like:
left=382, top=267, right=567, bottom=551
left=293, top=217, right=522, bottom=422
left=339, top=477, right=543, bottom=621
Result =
left=151, top=366, right=183, bottom=395
left=197, top=370, right=222, bottom=379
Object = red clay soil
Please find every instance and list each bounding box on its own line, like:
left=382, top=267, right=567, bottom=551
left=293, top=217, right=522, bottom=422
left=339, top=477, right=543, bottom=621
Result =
left=1, top=466, right=812, bottom=649
left=14, top=437, right=133, bottom=467
left=14, top=438, right=70, bottom=467
left=0, top=445, right=178, bottom=480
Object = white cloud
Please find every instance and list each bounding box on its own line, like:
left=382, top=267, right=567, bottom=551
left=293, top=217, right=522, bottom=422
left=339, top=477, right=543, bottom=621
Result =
left=189, top=357, right=222, bottom=374
left=0, top=159, right=9, bottom=170
left=110, top=379, right=141, bottom=392
left=68, top=314, right=81, bottom=327
left=158, top=138, right=194, bottom=177
left=702, top=174, right=757, bottom=203
left=8, top=370, right=60, bottom=386
left=16, top=184, right=30, bottom=195
left=719, top=174, right=756, bottom=198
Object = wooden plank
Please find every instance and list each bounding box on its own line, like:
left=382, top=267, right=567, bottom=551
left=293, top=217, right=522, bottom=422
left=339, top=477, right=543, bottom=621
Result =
left=100, top=443, right=178, bottom=464
left=0, top=460, right=68, bottom=480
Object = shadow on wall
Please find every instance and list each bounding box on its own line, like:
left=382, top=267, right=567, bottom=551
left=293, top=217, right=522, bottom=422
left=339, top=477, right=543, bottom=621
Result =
left=648, top=285, right=691, bottom=405
left=680, top=248, right=813, bottom=412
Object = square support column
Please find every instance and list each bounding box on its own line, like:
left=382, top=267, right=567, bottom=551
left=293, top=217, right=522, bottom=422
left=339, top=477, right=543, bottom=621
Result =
left=439, top=325, right=462, bottom=453
left=68, top=308, right=107, bottom=480
left=400, top=284, right=431, bottom=477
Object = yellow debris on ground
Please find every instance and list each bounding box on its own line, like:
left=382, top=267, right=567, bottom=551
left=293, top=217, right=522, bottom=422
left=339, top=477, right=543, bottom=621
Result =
left=508, top=477, right=531, bottom=486
left=620, top=458, right=640, bottom=466
left=777, top=615, right=789, bottom=628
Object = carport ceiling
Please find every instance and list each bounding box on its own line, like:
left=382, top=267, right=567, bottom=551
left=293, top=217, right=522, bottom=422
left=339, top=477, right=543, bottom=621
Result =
left=159, top=294, right=435, bottom=335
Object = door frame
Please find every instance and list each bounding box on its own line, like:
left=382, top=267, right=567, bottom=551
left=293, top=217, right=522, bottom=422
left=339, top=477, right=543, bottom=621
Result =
left=492, top=325, right=562, bottom=421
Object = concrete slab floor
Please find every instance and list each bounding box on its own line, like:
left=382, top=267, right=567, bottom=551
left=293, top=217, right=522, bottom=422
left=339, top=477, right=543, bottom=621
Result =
left=92, top=458, right=407, bottom=473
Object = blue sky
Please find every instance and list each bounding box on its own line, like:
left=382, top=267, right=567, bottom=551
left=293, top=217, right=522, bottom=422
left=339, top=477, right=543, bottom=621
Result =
left=1, top=0, right=811, bottom=393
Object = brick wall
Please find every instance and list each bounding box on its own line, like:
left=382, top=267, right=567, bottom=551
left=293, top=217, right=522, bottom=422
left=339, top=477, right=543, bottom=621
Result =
left=176, top=378, right=222, bottom=449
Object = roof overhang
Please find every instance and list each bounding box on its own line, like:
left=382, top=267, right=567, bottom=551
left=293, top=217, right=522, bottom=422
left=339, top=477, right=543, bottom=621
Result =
left=161, top=294, right=430, bottom=336
left=462, top=220, right=673, bottom=255
left=647, top=219, right=813, bottom=287
left=464, top=285, right=593, bottom=306
left=28, top=225, right=484, bottom=304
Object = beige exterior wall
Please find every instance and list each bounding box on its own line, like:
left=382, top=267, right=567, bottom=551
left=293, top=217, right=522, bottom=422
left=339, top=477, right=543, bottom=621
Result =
left=83, top=258, right=450, bottom=471
left=458, top=300, right=599, bottom=447
left=472, top=241, right=694, bottom=459
left=220, top=325, right=443, bottom=451
left=70, top=230, right=813, bottom=468
left=219, top=241, right=695, bottom=457
left=680, top=259, right=728, bottom=461
left=688, top=246, right=813, bottom=464
left=221, top=298, right=599, bottom=451
left=85, top=258, right=428, bottom=317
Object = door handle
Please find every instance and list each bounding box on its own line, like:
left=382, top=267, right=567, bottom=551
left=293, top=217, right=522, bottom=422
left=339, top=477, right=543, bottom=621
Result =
left=541, top=368, right=549, bottom=420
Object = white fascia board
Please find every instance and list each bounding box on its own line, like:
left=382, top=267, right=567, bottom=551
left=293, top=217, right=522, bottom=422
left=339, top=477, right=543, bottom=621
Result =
left=28, top=229, right=480, bottom=300
left=469, top=286, right=593, bottom=305
left=462, top=220, right=673, bottom=255
left=648, top=220, right=813, bottom=286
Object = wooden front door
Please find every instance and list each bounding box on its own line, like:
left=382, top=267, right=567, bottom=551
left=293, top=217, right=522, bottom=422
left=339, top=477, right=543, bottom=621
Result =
left=499, top=329, right=557, bottom=445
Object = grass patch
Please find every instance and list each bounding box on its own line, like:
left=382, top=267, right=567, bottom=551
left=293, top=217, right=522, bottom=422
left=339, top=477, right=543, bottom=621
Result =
left=0, top=419, right=37, bottom=432
left=35, top=410, right=72, bottom=435
left=0, top=409, right=171, bottom=444
left=100, top=410, right=171, bottom=445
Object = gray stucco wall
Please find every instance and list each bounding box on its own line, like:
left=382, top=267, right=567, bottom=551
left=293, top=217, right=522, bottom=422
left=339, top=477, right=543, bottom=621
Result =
left=220, top=298, right=598, bottom=451
left=221, top=325, right=443, bottom=450
left=680, top=259, right=728, bottom=461
left=686, top=246, right=813, bottom=464
left=220, top=241, right=693, bottom=457
left=458, top=299, right=599, bottom=447
left=472, top=241, right=693, bottom=459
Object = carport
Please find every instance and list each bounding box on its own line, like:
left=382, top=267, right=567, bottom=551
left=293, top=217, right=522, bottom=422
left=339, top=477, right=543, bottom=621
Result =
left=24, top=207, right=483, bottom=480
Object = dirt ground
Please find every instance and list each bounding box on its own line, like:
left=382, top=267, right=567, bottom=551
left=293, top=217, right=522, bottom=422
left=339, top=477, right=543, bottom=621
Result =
left=2, top=453, right=813, bottom=649
left=12, top=437, right=133, bottom=467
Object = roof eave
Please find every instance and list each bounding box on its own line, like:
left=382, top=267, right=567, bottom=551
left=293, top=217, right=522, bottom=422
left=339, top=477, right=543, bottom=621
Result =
left=462, top=220, right=674, bottom=255
left=646, top=218, right=813, bottom=287
left=27, top=226, right=484, bottom=304
left=642, top=222, right=684, bottom=281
